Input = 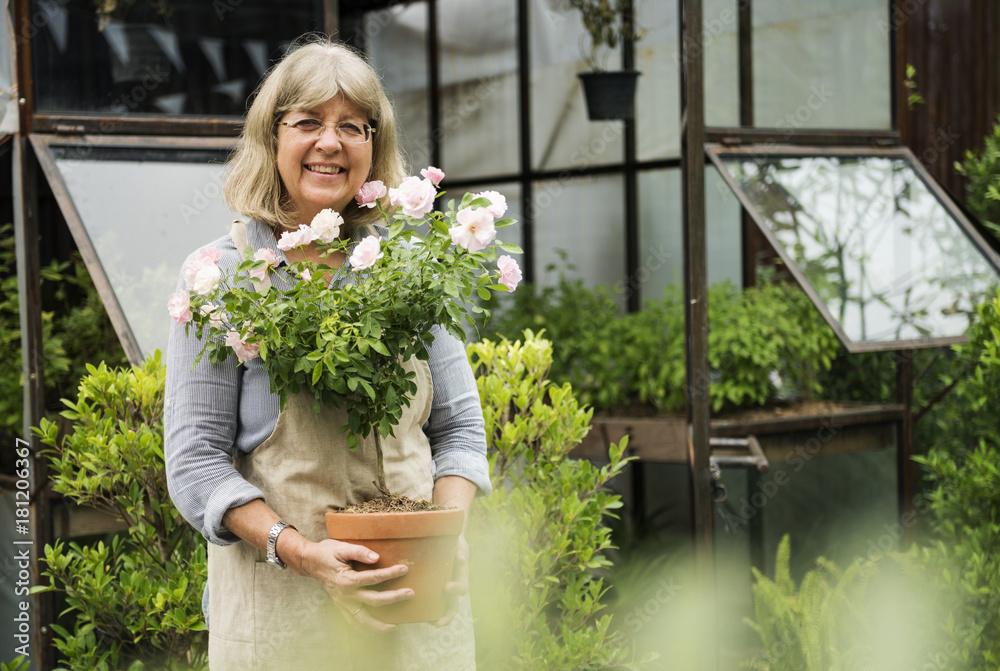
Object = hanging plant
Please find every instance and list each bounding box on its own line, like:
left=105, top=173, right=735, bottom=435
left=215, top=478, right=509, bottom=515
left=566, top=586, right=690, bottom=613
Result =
left=568, top=0, right=643, bottom=120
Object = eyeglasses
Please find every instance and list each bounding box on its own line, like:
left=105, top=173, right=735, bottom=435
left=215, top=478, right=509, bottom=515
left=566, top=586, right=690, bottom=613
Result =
left=280, top=119, right=375, bottom=144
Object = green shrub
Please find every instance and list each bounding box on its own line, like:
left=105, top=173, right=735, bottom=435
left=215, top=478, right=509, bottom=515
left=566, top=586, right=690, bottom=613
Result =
left=908, top=292, right=1000, bottom=669
left=922, top=290, right=1000, bottom=459
left=32, top=352, right=207, bottom=671
left=956, top=114, right=1000, bottom=241
left=467, top=331, right=642, bottom=670
left=483, top=276, right=839, bottom=414
left=910, top=442, right=1000, bottom=670
left=742, top=535, right=874, bottom=671
left=0, top=222, right=126, bottom=440
left=742, top=535, right=957, bottom=671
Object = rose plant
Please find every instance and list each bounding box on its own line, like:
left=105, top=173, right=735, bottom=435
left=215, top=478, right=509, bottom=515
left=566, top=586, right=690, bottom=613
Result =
left=168, top=169, right=521, bottom=494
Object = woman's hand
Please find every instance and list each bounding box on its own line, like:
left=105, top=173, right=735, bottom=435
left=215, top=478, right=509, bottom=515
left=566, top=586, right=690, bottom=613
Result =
left=281, top=533, right=412, bottom=632
left=432, top=532, right=469, bottom=627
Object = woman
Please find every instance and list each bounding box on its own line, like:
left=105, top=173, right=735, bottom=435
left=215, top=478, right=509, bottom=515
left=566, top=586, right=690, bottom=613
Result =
left=164, top=36, right=488, bottom=671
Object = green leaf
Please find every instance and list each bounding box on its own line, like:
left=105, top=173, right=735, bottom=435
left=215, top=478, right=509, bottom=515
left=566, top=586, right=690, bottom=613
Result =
left=496, top=242, right=524, bottom=254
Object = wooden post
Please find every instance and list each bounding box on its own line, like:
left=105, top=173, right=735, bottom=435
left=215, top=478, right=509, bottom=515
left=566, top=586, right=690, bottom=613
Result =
left=680, top=0, right=716, bottom=667
left=680, top=0, right=713, bottom=562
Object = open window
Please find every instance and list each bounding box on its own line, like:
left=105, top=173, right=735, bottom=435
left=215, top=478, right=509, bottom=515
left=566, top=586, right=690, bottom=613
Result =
left=708, top=144, right=1000, bottom=352
left=31, top=134, right=239, bottom=360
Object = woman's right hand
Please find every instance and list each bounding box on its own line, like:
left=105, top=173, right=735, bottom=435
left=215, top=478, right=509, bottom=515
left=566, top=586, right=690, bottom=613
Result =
left=281, top=533, right=412, bottom=632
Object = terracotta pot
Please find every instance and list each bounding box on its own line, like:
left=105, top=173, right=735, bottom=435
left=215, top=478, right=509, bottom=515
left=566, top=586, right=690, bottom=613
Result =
left=325, top=507, right=465, bottom=624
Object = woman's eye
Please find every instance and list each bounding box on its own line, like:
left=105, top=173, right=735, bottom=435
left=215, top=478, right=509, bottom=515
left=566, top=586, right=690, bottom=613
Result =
left=339, top=123, right=364, bottom=137
left=294, top=119, right=322, bottom=131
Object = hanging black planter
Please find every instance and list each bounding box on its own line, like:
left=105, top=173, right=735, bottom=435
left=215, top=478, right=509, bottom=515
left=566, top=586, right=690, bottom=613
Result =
left=578, top=70, right=641, bottom=121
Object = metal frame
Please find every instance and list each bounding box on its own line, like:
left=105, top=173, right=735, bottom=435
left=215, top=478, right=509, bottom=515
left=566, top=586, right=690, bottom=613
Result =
left=16, top=0, right=338, bottom=138
left=679, top=0, right=713, bottom=563
left=705, top=143, right=1000, bottom=353
left=29, top=133, right=238, bottom=365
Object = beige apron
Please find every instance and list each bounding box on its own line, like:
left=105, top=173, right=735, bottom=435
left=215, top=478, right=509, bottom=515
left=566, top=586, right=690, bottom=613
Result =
left=206, top=221, right=476, bottom=670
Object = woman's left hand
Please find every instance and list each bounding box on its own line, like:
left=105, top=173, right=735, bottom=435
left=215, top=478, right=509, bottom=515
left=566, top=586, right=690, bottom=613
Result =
left=432, top=532, right=469, bottom=627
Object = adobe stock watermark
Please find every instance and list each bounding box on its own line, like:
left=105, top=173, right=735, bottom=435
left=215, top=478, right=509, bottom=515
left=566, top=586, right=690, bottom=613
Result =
left=179, top=169, right=228, bottom=223
left=407, top=75, right=503, bottom=170
left=527, top=118, right=627, bottom=219
left=773, top=84, right=834, bottom=130
left=107, top=64, right=172, bottom=114
left=717, top=418, right=843, bottom=532
left=621, top=577, right=683, bottom=634
left=11, top=439, right=34, bottom=660
left=877, top=0, right=929, bottom=39
left=550, top=244, right=673, bottom=341
left=18, top=0, right=70, bottom=40
left=674, top=4, right=740, bottom=68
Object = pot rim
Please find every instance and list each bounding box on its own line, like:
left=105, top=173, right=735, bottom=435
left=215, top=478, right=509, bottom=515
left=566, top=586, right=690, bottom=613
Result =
left=325, top=507, right=465, bottom=540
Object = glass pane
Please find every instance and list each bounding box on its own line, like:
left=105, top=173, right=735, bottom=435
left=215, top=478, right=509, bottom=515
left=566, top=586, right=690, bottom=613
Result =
left=635, top=0, right=738, bottom=161
left=0, top=3, right=14, bottom=133
left=437, top=0, right=519, bottom=180
left=639, top=167, right=742, bottom=304
left=713, top=433, right=897, bottom=665
left=719, top=153, right=1000, bottom=345
left=752, top=0, right=891, bottom=129
left=363, top=3, right=431, bottom=171
left=533, top=174, right=625, bottom=302
left=638, top=168, right=682, bottom=299
left=30, top=0, right=318, bottom=116
left=635, top=0, right=679, bottom=161
left=706, top=164, right=743, bottom=287
left=50, top=144, right=240, bottom=356
left=530, top=0, right=624, bottom=171
left=703, top=0, right=740, bottom=128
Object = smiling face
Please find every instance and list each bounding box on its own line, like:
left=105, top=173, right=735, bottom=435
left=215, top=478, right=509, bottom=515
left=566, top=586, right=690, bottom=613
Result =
left=276, top=94, right=373, bottom=228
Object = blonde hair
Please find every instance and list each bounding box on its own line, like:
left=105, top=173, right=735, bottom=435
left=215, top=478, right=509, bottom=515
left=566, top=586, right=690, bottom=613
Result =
left=224, top=35, right=405, bottom=231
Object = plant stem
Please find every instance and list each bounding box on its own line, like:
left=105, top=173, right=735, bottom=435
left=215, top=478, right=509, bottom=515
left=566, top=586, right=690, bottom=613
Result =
left=373, top=431, right=389, bottom=496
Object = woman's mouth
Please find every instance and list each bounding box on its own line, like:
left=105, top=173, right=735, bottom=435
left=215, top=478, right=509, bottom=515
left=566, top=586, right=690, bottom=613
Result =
left=306, top=164, right=343, bottom=175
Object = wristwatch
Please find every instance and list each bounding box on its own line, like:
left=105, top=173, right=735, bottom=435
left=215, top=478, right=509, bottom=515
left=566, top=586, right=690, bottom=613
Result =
left=266, top=520, right=296, bottom=569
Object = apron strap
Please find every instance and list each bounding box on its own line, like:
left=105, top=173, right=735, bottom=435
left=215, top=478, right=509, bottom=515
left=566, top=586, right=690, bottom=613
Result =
left=229, top=219, right=272, bottom=292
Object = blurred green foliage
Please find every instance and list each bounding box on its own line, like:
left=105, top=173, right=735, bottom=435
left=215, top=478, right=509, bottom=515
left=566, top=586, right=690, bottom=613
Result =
left=32, top=353, right=207, bottom=671
left=467, top=331, right=645, bottom=670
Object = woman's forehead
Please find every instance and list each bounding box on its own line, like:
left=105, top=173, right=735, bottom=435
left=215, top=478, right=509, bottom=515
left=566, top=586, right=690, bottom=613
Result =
left=282, top=92, right=372, bottom=120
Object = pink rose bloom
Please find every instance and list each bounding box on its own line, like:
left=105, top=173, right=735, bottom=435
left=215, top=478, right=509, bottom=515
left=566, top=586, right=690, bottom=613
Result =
left=183, top=247, right=221, bottom=289
left=310, top=209, right=343, bottom=243
left=200, top=304, right=226, bottom=329
left=300, top=268, right=312, bottom=281
left=277, top=225, right=318, bottom=251
left=197, top=247, right=222, bottom=264
left=389, top=176, right=437, bottom=217
left=449, top=207, right=497, bottom=253
left=497, top=255, right=522, bottom=291
left=420, top=166, right=445, bottom=185
left=167, top=291, right=192, bottom=325
left=225, top=330, right=259, bottom=364
left=190, top=262, right=222, bottom=296
left=349, top=236, right=384, bottom=271
left=250, top=248, right=278, bottom=281
left=473, top=190, right=507, bottom=219
left=355, top=180, right=387, bottom=209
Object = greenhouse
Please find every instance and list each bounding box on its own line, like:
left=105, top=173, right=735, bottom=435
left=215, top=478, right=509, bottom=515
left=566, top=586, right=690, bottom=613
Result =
left=3, top=0, right=1000, bottom=669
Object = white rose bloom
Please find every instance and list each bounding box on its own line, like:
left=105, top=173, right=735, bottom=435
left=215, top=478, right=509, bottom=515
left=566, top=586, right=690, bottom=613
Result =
left=311, top=209, right=343, bottom=243
left=191, top=263, right=222, bottom=296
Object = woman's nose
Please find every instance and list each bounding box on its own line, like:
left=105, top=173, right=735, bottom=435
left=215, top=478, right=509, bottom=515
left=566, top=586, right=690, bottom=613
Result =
left=315, top=124, right=343, bottom=151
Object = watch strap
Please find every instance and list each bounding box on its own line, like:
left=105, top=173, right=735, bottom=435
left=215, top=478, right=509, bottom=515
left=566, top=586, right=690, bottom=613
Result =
left=266, top=520, right=295, bottom=569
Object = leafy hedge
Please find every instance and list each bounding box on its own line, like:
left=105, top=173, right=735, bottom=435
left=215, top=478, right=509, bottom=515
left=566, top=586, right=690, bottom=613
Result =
left=481, top=277, right=840, bottom=414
